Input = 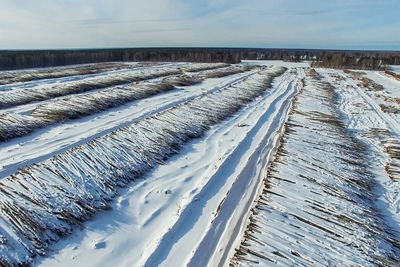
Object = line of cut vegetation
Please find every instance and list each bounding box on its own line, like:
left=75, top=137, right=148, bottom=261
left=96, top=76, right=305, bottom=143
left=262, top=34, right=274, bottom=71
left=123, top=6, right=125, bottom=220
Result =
left=0, top=63, right=230, bottom=109
left=0, top=65, right=252, bottom=142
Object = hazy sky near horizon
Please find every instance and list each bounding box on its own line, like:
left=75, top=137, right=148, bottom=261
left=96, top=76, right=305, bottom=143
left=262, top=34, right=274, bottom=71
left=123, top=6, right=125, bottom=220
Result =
left=1, top=0, right=399, bottom=50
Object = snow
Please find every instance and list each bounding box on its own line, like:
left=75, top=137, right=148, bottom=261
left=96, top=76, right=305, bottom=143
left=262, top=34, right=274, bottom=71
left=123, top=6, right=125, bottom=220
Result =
left=390, top=65, right=400, bottom=74
left=232, top=74, right=400, bottom=266
left=242, top=60, right=310, bottom=68
left=0, top=66, right=181, bottom=108
left=0, top=64, right=286, bottom=265
left=0, top=61, right=399, bottom=266
left=365, top=70, right=400, bottom=98
left=37, top=67, right=301, bottom=267
left=319, top=68, right=400, bottom=240
left=188, top=69, right=304, bottom=267
left=0, top=68, right=257, bottom=179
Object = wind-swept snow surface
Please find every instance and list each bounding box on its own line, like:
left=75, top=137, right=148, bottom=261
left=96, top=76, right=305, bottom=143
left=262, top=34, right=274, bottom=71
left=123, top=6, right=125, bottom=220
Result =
left=0, top=61, right=399, bottom=266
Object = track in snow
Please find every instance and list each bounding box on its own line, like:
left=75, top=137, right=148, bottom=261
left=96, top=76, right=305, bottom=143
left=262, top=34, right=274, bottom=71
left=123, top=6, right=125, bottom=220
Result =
left=36, top=67, right=303, bottom=267
left=145, top=69, right=304, bottom=267
left=0, top=63, right=286, bottom=265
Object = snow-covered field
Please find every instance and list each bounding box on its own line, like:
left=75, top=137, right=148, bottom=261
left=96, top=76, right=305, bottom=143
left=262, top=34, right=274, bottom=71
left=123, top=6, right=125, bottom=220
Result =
left=0, top=61, right=399, bottom=266
left=391, top=65, right=400, bottom=74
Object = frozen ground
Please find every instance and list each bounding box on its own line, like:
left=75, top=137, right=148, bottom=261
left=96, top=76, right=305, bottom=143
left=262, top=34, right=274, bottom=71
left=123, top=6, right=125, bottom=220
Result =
left=0, top=61, right=399, bottom=266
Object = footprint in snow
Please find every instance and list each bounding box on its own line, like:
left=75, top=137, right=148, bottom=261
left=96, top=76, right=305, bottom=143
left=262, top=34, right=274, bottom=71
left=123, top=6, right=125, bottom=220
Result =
left=91, top=240, right=107, bottom=249
left=117, top=198, right=129, bottom=208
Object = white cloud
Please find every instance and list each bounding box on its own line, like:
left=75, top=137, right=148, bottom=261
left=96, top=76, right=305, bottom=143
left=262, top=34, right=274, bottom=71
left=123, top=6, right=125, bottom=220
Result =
left=0, top=0, right=398, bottom=50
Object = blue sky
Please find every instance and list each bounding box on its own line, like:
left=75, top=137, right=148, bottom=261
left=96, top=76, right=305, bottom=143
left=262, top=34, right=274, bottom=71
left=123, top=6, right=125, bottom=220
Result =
left=1, top=0, right=399, bottom=50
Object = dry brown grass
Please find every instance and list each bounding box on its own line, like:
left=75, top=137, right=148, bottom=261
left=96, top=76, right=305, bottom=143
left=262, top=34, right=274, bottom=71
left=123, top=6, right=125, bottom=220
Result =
left=343, top=69, right=365, bottom=78
left=358, top=77, right=383, bottom=91
left=385, top=162, right=400, bottom=182
left=342, top=70, right=384, bottom=92
left=361, top=77, right=371, bottom=88
left=309, top=69, right=318, bottom=79
left=385, top=70, right=400, bottom=80
left=382, top=139, right=400, bottom=182
left=300, top=78, right=305, bottom=88
left=379, top=103, right=399, bottom=113
left=385, top=142, right=400, bottom=159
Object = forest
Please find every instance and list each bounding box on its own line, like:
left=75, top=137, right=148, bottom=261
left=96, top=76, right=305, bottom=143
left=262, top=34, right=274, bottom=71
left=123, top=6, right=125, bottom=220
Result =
left=0, top=48, right=399, bottom=70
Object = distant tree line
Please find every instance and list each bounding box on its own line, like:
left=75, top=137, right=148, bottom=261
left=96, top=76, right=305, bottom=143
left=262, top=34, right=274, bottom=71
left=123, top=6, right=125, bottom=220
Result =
left=310, top=52, right=400, bottom=70
left=0, top=48, right=399, bottom=70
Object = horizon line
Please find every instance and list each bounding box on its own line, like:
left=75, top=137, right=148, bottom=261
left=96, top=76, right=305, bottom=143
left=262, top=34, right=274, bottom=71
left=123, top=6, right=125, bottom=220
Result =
left=0, top=46, right=399, bottom=53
